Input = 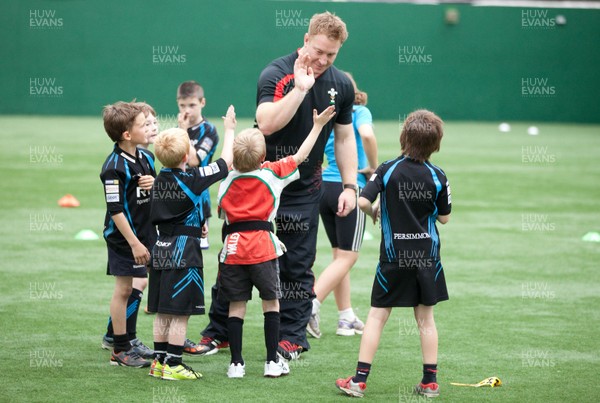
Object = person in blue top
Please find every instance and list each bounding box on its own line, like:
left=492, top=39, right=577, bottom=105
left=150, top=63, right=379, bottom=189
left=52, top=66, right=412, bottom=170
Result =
left=307, top=72, right=378, bottom=339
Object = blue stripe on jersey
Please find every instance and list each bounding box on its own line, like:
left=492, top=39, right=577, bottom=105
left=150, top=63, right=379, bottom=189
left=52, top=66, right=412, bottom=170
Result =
left=122, top=160, right=137, bottom=235
left=375, top=263, right=389, bottom=293
left=172, top=268, right=204, bottom=299
left=435, top=261, right=443, bottom=282
left=424, top=162, right=442, bottom=258
left=103, top=216, right=115, bottom=238
left=380, top=158, right=405, bottom=261
left=139, top=149, right=155, bottom=171
left=104, top=153, right=118, bottom=170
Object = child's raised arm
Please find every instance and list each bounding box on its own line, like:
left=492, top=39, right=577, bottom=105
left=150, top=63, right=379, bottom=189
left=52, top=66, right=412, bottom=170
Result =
left=220, top=105, right=236, bottom=168
left=292, top=106, right=336, bottom=166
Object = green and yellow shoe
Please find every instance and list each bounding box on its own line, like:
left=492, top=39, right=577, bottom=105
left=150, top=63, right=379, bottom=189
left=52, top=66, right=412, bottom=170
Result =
left=148, top=359, right=164, bottom=378
left=162, top=363, right=203, bottom=381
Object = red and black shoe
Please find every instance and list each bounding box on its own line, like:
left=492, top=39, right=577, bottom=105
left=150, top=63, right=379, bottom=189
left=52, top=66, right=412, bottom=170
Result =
left=336, top=376, right=367, bottom=398
left=184, top=337, right=229, bottom=356
left=414, top=382, right=440, bottom=397
left=277, top=340, right=303, bottom=360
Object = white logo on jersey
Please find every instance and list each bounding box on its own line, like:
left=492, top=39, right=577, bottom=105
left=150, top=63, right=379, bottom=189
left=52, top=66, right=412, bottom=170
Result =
left=106, top=194, right=119, bottom=203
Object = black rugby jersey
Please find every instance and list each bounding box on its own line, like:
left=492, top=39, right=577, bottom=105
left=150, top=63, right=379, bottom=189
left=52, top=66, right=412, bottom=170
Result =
left=100, top=145, right=157, bottom=257
left=150, top=158, right=228, bottom=269
left=256, top=50, right=354, bottom=201
left=360, top=156, right=451, bottom=265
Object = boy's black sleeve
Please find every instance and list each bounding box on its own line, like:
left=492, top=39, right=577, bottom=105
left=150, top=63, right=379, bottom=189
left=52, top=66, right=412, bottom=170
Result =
left=100, top=168, right=125, bottom=215
left=190, top=158, right=229, bottom=192
left=359, top=164, right=384, bottom=202
left=436, top=175, right=452, bottom=216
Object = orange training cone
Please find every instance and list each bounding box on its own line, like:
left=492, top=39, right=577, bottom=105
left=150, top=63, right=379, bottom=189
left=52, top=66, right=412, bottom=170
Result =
left=58, top=194, right=80, bottom=208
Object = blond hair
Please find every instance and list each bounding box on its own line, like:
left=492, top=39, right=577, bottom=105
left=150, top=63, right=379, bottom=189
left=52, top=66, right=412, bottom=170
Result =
left=308, top=12, right=348, bottom=44
left=154, top=128, right=190, bottom=168
left=233, top=128, right=266, bottom=172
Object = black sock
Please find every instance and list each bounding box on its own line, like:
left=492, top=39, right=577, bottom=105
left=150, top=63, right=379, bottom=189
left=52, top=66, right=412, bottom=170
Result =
left=422, top=364, right=438, bottom=384
left=264, top=311, right=280, bottom=362
left=353, top=361, right=371, bottom=383
left=154, top=342, right=168, bottom=363
left=126, top=288, right=143, bottom=341
left=227, top=316, right=244, bottom=365
left=165, top=344, right=184, bottom=366
left=105, top=317, right=113, bottom=338
left=113, top=333, right=130, bottom=353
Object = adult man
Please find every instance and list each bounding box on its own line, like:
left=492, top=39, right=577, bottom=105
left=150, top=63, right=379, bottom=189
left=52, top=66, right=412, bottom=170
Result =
left=191, top=11, right=357, bottom=360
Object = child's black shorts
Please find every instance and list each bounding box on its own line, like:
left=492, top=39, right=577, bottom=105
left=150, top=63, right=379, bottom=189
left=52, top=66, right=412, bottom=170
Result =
left=371, top=261, right=449, bottom=307
left=106, top=248, right=148, bottom=278
left=218, top=259, right=281, bottom=302
left=147, top=267, right=205, bottom=315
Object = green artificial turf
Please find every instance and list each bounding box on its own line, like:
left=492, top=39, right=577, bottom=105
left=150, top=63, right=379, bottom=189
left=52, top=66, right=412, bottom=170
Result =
left=0, top=116, right=598, bottom=402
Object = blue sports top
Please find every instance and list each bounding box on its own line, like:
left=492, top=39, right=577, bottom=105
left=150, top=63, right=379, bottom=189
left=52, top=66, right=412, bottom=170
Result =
left=322, top=104, right=372, bottom=188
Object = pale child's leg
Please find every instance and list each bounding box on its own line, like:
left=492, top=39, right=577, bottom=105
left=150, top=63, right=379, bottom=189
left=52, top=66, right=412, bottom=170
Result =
left=228, top=301, right=247, bottom=365
left=357, top=307, right=391, bottom=365
left=262, top=299, right=280, bottom=363
left=414, top=304, right=439, bottom=387
left=110, top=276, right=133, bottom=352
left=414, top=305, right=438, bottom=364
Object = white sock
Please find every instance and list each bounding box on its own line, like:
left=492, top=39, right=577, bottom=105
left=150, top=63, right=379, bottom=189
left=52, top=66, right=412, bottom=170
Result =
left=338, top=308, right=356, bottom=322
left=312, top=299, right=321, bottom=315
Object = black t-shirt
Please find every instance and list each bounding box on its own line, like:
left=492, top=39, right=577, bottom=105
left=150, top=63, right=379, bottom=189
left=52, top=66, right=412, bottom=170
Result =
left=360, top=156, right=451, bottom=264
left=150, top=158, right=228, bottom=269
left=100, top=145, right=157, bottom=257
left=256, top=50, right=354, bottom=201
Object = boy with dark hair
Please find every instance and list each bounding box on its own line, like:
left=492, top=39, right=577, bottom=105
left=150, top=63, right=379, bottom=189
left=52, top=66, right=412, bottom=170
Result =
left=177, top=81, right=219, bottom=250
left=100, top=101, right=157, bottom=367
left=147, top=106, right=236, bottom=381
left=218, top=106, right=336, bottom=378
left=101, top=101, right=157, bottom=358
left=336, top=109, right=451, bottom=398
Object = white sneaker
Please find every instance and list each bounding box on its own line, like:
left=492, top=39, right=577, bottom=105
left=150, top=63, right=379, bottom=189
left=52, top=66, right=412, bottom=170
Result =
left=227, top=362, right=245, bottom=378
left=336, top=317, right=365, bottom=336
left=307, top=311, right=321, bottom=339
left=264, top=358, right=290, bottom=377
left=200, top=237, right=209, bottom=250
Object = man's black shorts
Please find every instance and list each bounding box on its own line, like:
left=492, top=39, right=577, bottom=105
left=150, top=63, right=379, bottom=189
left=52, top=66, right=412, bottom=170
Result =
left=106, top=247, right=148, bottom=278
left=319, top=181, right=366, bottom=252
left=218, top=259, right=281, bottom=302
left=371, top=261, right=449, bottom=307
left=147, top=267, right=205, bottom=315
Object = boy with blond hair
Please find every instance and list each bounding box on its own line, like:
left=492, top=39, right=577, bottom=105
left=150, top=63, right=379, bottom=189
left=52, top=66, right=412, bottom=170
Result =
left=336, top=109, right=451, bottom=398
left=100, top=101, right=156, bottom=367
left=217, top=106, right=336, bottom=379
left=147, top=106, right=236, bottom=381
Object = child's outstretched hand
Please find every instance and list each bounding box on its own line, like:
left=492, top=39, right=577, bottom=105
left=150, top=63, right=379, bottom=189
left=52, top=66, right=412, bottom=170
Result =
left=313, top=105, right=336, bottom=127
left=222, top=105, right=236, bottom=131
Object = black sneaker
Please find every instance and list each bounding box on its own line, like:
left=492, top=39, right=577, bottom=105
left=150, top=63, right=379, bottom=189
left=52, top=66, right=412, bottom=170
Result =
left=101, top=335, right=114, bottom=350
left=130, top=338, right=155, bottom=359
left=277, top=340, right=303, bottom=360
left=110, top=349, right=151, bottom=368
